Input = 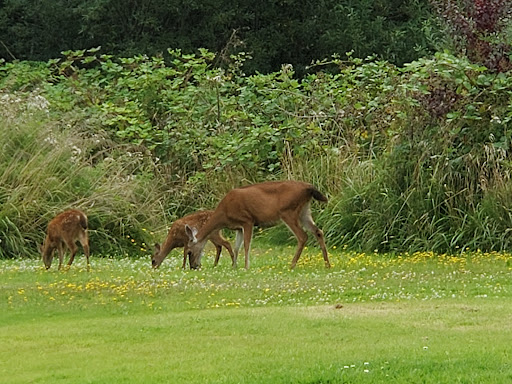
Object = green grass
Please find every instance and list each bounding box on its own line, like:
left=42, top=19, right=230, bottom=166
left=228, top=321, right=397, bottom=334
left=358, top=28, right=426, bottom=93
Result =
left=1, top=244, right=512, bottom=383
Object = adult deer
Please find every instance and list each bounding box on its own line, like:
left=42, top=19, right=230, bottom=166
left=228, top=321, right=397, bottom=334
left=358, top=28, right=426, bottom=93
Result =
left=185, top=180, right=331, bottom=269
left=40, top=209, right=90, bottom=270
left=152, top=210, right=235, bottom=269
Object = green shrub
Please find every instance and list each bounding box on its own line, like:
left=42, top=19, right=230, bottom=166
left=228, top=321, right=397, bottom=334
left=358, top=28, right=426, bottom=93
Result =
left=0, top=91, right=172, bottom=258
left=2, top=49, right=512, bottom=256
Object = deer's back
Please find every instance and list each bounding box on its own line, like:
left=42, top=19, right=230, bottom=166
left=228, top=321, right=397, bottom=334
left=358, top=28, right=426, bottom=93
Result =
left=47, top=209, right=88, bottom=240
left=220, top=181, right=316, bottom=224
left=169, top=210, right=214, bottom=243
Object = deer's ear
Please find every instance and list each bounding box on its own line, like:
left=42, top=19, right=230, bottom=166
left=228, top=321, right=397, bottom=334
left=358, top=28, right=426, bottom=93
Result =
left=154, top=243, right=161, bottom=252
left=185, top=224, right=198, bottom=242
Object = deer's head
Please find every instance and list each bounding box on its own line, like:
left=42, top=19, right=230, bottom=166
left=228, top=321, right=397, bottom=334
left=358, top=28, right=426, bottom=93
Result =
left=39, top=242, right=53, bottom=270
left=151, top=243, right=165, bottom=269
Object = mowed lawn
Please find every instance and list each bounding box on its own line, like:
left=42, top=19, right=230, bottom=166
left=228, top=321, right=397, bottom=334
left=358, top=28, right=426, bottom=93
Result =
left=1, top=244, right=512, bottom=383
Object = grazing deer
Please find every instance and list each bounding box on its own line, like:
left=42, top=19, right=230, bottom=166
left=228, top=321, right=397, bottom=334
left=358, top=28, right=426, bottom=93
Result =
left=185, top=180, right=331, bottom=269
left=40, top=209, right=90, bottom=270
left=152, top=210, right=235, bottom=269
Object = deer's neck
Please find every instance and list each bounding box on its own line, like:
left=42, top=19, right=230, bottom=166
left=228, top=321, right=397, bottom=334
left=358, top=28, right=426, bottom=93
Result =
left=196, top=211, right=225, bottom=242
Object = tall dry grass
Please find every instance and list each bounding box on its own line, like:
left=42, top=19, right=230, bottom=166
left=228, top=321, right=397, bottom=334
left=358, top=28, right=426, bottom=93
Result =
left=0, top=91, right=182, bottom=258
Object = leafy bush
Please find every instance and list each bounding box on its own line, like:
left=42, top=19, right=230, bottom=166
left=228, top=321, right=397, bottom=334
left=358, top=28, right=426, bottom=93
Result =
left=318, top=52, right=512, bottom=252
left=2, top=47, right=512, bottom=257
left=0, top=90, right=172, bottom=258
left=430, top=0, right=512, bottom=72
left=0, top=0, right=437, bottom=74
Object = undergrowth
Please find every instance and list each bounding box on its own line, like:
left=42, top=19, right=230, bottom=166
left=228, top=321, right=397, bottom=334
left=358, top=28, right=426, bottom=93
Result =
left=1, top=47, right=512, bottom=257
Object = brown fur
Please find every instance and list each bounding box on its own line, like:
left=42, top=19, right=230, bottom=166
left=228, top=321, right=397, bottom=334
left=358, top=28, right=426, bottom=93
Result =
left=152, top=210, right=235, bottom=269
left=185, top=181, right=330, bottom=269
left=40, top=209, right=90, bottom=270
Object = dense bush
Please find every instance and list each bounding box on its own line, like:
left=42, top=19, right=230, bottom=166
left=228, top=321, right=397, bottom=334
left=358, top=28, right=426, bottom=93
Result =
left=1, top=46, right=512, bottom=257
left=430, top=0, right=512, bottom=72
left=0, top=88, right=172, bottom=258
left=318, top=52, right=512, bottom=252
left=0, top=0, right=437, bottom=74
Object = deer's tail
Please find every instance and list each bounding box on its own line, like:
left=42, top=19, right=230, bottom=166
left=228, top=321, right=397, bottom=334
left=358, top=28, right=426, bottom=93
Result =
left=311, top=188, right=328, bottom=203
left=79, top=213, right=88, bottom=230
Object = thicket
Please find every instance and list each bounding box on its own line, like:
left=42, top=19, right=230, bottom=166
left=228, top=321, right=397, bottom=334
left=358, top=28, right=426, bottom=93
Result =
left=0, top=88, right=168, bottom=258
left=1, top=41, right=512, bottom=258
left=0, top=1, right=512, bottom=259
left=0, top=0, right=437, bottom=74
left=431, top=0, right=512, bottom=72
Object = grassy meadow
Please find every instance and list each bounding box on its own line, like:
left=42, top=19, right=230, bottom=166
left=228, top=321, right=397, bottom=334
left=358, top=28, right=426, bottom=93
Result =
left=2, top=243, right=512, bottom=383
left=2, top=31, right=512, bottom=384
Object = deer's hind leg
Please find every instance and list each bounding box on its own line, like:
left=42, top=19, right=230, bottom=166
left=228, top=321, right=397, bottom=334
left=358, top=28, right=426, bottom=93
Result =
left=57, top=241, right=66, bottom=270
left=78, top=230, right=90, bottom=269
left=300, top=204, right=330, bottom=268
left=232, top=229, right=244, bottom=268
left=241, top=224, right=254, bottom=270
left=212, top=243, right=222, bottom=267
left=65, top=240, right=79, bottom=267
left=210, top=231, right=236, bottom=267
left=281, top=212, right=309, bottom=269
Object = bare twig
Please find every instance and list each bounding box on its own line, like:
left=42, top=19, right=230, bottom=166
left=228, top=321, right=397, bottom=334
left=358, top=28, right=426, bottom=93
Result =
left=0, top=40, right=16, bottom=60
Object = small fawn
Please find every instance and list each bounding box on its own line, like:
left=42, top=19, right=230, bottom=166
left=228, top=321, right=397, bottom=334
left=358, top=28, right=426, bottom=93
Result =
left=40, top=209, right=90, bottom=270
left=152, top=210, right=235, bottom=269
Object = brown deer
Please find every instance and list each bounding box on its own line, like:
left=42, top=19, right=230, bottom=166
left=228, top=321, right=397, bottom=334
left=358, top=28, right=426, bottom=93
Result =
left=40, top=209, right=90, bottom=270
left=185, top=180, right=331, bottom=270
left=152, top=210, right=235, bottom=269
